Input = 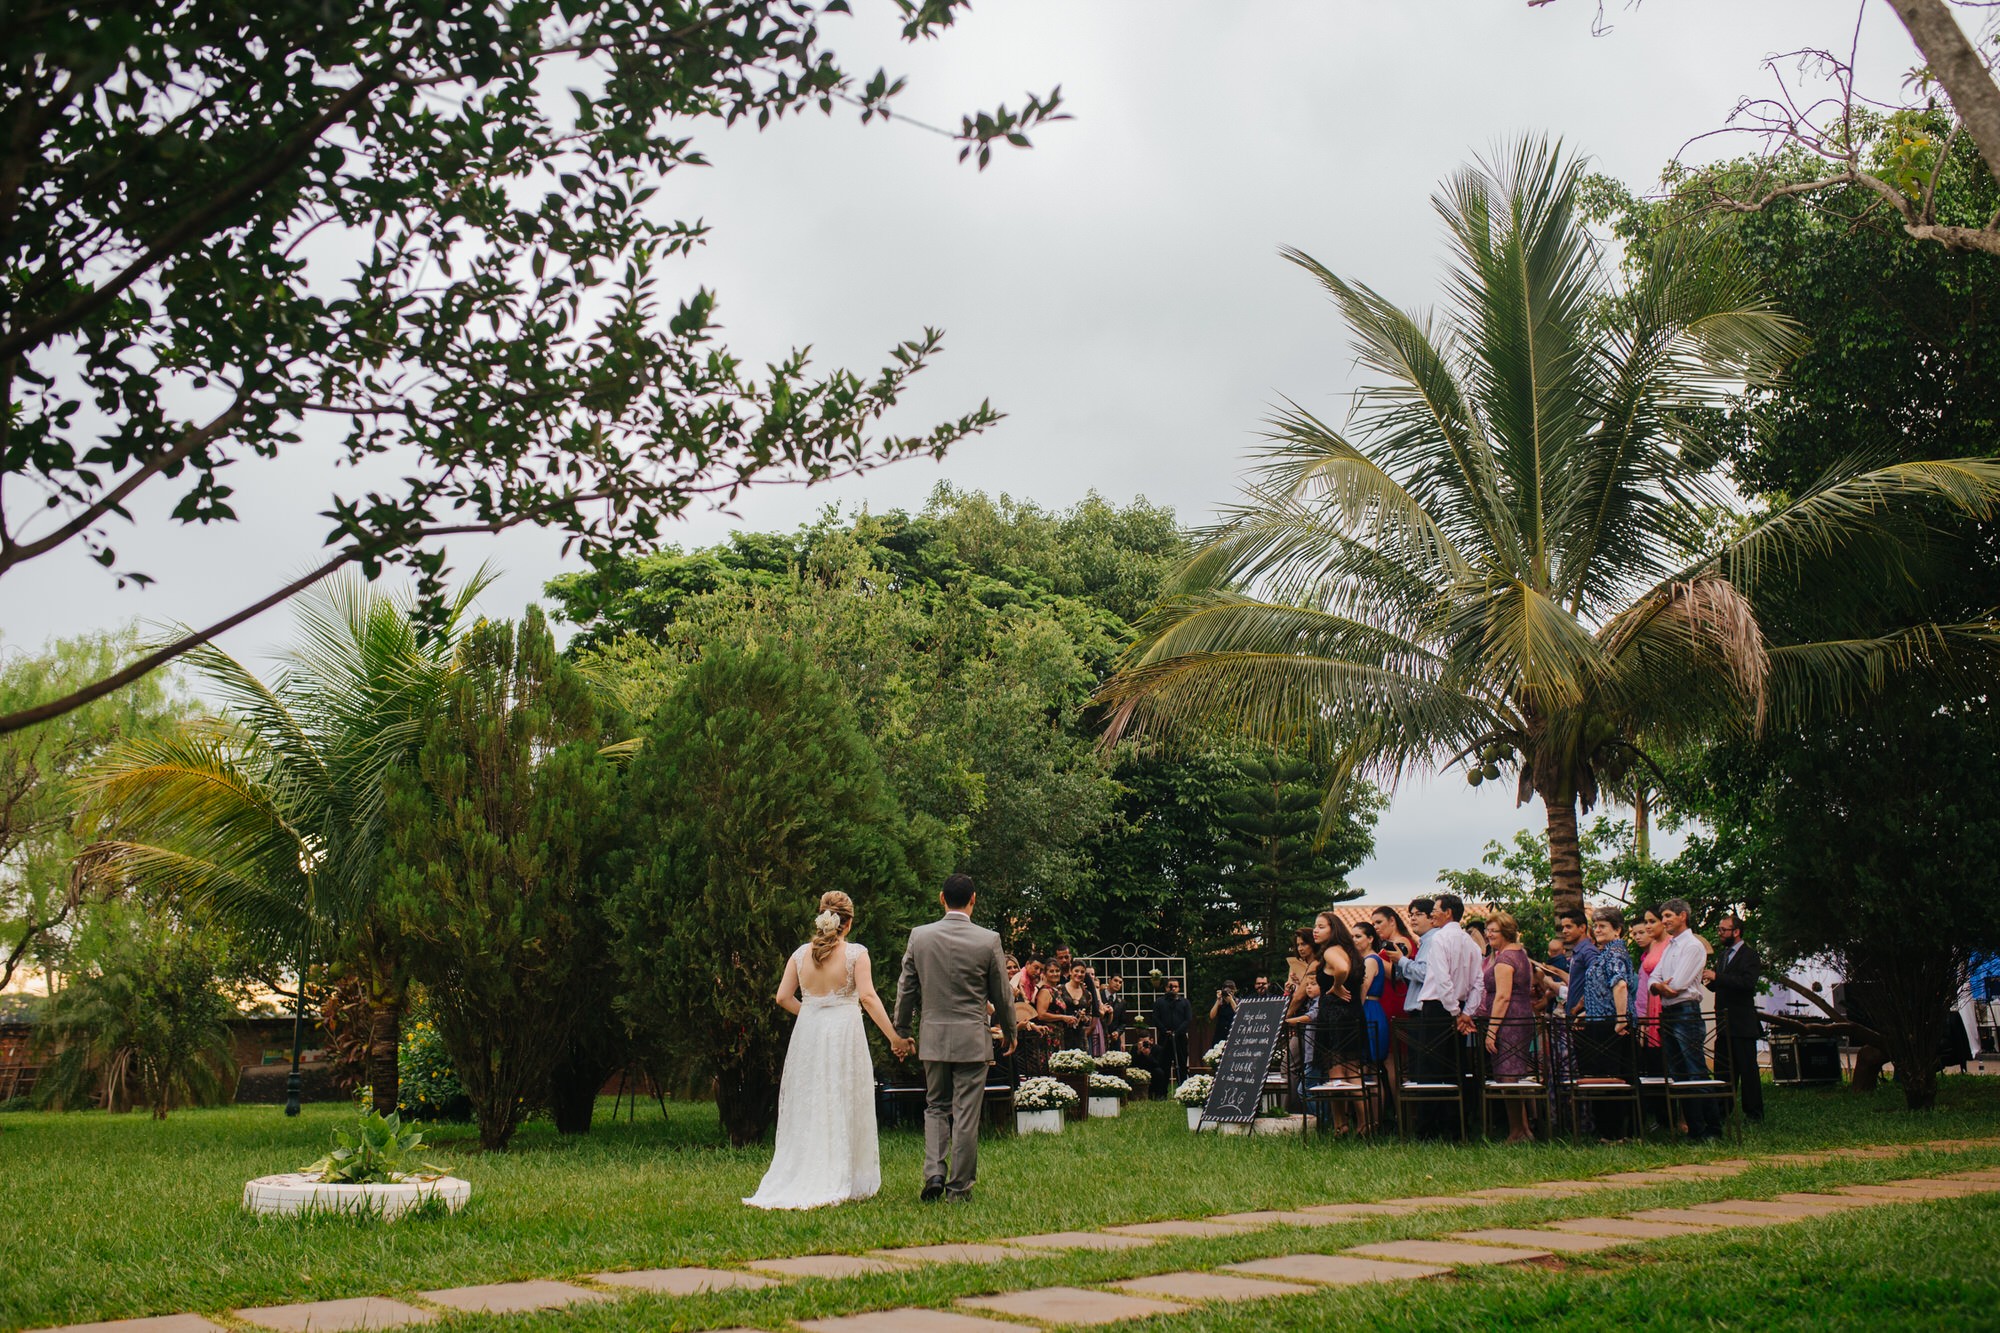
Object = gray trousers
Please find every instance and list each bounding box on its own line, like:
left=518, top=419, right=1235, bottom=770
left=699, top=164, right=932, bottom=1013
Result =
left=923, top=1059, right=986, bottom=1194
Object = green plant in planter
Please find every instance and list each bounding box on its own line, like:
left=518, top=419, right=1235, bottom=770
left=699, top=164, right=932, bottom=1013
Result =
left=301, top=1111, right=445, bottom=1184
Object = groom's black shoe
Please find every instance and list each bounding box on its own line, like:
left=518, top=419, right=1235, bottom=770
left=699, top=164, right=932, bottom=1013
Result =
left=920, top=1177, right=946, bottom=1202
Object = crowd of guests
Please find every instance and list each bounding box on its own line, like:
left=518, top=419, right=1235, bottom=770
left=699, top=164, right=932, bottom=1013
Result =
left=1264, top=893, right=1763, bottom=1142
left=990, top=894, right=1764, bottom=1145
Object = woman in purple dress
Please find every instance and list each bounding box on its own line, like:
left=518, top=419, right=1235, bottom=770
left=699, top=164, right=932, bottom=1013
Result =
left=1479, top=911, right=1536, bottom=1144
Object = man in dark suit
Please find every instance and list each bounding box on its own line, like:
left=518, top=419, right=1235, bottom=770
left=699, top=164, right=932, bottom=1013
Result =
left=1704, top=912, right=1765, bottom=1123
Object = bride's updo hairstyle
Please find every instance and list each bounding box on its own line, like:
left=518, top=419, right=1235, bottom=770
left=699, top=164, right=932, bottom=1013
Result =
left=810, top=891, right=854, bottom=966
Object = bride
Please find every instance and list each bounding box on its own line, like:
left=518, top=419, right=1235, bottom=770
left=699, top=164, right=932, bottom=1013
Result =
left=745, top=890, right=912, bottom=1210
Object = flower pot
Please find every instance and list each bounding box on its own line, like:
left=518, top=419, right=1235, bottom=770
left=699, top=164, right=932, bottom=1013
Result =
left=1061, top=1074, right=1090, bottom=1120
left=242, top=1173, right=470, bottom=1219
left=1253, top=1115, right=1305, bottom=1135
left=1185, top=1106, right=1204, bottom=1130
left=1088, top=1095, right=1121, bottom=1118
left=1015, top=1109, right=1064, bottom=1135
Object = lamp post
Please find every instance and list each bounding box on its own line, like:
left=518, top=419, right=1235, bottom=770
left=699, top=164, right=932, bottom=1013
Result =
left=284, top=840, right=323, bottom=1118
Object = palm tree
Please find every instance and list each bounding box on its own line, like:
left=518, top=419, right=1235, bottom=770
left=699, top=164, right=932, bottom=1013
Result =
left=81, top=572, right=487, bottom=1113
left=1100, top=140, right=2000, bottom=915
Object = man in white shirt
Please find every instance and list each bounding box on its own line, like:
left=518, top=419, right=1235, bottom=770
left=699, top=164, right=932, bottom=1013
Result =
left=1395, top=892, right=1483, bottom=1138
left=1649, top=897, right=1721, bottom=1141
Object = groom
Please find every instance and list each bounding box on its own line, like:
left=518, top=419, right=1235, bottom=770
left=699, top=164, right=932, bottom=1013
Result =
left=893, top=872, right=1016, bottom=1203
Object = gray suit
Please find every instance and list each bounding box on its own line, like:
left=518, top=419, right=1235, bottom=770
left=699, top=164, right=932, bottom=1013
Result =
left=893, top=912, right=1016, bottom=1195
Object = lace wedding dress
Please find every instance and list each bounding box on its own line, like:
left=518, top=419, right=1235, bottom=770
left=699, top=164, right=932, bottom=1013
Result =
left=744, top=941, right=882, bottom=1210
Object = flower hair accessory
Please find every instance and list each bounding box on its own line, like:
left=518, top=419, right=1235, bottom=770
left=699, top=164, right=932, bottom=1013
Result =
left=814, top=910, right=841, bottom=933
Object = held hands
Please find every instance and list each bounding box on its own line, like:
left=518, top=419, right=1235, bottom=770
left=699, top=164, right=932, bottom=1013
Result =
left=1701, top=968, right=1717, bottom=985
left=890, top=1035, right=916, bottom=1059
left=1454, top=1013, right=1477, bottom=1036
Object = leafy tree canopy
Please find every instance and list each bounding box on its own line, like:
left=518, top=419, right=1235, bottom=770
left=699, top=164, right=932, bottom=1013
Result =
left=0, top=1, right=1063, bottom=735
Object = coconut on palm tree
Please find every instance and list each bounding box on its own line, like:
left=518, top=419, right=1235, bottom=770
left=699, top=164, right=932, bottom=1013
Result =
left=80, top=573, right=487, bottom=1113
left=1101, top=140, right=2000, bottom=915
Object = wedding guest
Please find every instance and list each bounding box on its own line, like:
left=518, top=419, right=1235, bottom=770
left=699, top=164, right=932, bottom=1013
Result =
left=1284, top=971, right=1321, bottom=1113
left=1705, top=912, right=1765, bottom=1123
left=1209, top=979, right=1239, bottom=1044
left=1312, top=910, right=1375, bottom=1135
left=1040, top=963, right=1083, bottom=1048
left=1012, top=958, right=1056, bottom=1078
left=1479, top=912, right=1536, bottom=1144
left=1133, top=1033, right=1168, bottom=1097
left=1104, top=974, right=1130, bottom=1051
left=1059, top=963, right=1100, bottom=1055
left=1650, top=898, right=1721, bottom=1141
left=1156, top=979, right=1193, bottom=1085
left=1287, top=929, right=1316, bottom=993
left=1371, top=906, right=1413, bottom=1023
left=1395, top=894, right=1481, bottom=1136
left=1556, top=908, right=1597, bottom=1021
left=1633, top=907, right=1669, bottom=1130
left=1080, top=965, right=1110, bottom=1057
left=1579, top=905, right=1637, bottom=1140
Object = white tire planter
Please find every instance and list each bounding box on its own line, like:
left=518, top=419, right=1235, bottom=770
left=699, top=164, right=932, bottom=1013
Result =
left=1015, top=1109, right=1064, bottom=1135
left=242, top=1172, right=470, bottom=1219
left=1253, top=1116, right=1305, bottom=1135
left=1087, top=1096, right=1121, bottom=1118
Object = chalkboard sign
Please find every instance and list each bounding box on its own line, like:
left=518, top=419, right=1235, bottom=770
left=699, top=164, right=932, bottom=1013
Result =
left=1199, top=996, right=1288, bottom=1125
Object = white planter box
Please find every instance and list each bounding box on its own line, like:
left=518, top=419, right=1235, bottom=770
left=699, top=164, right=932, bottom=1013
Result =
left=1088, top=1096, right=1121, bottom=1118
left=1185, top=1106, right=1204, bottom=1130
left=1015, top=1109, right=1064, bottom=1135
left=1253, top=1116, right=1305, bottom=1135
left=242, top=1172, right=470, bottom=1219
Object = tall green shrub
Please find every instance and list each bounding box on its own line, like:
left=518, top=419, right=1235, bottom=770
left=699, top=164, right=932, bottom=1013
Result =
left=607, top=644, right=934, bottom=1146
left=380, top=610, right=616, bottom=1150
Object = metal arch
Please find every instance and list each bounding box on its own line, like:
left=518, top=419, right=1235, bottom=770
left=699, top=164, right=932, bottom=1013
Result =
left=1077, top=944, right=1187, bottom=1033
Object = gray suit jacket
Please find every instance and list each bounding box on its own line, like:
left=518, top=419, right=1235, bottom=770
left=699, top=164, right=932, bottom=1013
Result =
left=893, top=913, right=1017, bottom=1064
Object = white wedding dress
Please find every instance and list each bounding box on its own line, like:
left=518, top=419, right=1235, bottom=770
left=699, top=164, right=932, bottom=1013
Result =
left=744, top=941, right=882, bottom=1210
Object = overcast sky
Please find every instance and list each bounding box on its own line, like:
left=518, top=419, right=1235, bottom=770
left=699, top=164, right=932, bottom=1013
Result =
left=2, top=1, right=1925, bottom=897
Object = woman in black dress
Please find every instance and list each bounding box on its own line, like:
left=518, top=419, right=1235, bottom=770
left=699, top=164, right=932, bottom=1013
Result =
left=1312, top=910, right=1376, bottom=1135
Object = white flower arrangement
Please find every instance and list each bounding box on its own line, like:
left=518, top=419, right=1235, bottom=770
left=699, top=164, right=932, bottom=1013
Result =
left=1014, top=1076, right=1080, bottom=1111
left=1203, top=1041, right=1227, bottom=1064
left=1047, top=1049, right=1096, bottom=1075
left=1096, top=1050, right=1132, bottom=1070
left=1088, top=1072, right=1133, bottom=1095
left=1172, top=1073, right=1214, bottom=1106
left=1125, top=1067, right=1152, bottom=1087
left=814, top=909, right=841, bottom=932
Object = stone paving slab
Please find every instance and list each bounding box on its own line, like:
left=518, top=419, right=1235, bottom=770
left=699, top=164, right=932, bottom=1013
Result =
left=1595, top=1171, right=1692, bottom=1185
left=798, top=1310, right=1014, bottom=1333
left=868, top=1244, right=1028, bottom=1265
left=1945, top=1170, right=2000, bottom=1183
left=1377, top=1195, right=1487, bottom=1207
left=418, top=1282, right=612, bottom=1315
left=1103, top=1219, right=1256, bottom=1239
left=1297, top=1202, right=1420, bottom=1217
left=1531, top=1179, right=1622, bottom=1191
left=959, top=1287, right=1189, bottom=1325
left=1659, top=1162, right=1751, bottom=1177
left=1451, top=1228, right=1631, bottom=1253
left=1547, top=1217, right=1721, bottom=1239
left=1693, top=1199, right=1854, bottom=1219
left=1223, top=1254, right=1450, bottom=1285
left=1467, top=1185, right=1595, bottom=1200
left=1774, top=1193, right=1873, bottom=1209
left=1629, top=1208, right=1783, bottom=1228
left=26, top=1318, right=227, bottom=1333
left=590, top=1268, right=781, bottom=1295
left=1109, top=1272, right=1318, bottom=1302
left=995, top=1231, right=1157, bottom=1252
left=1348, top=1238, right=1551, bottom=1266
left=1836, top=1183, right=1974, bottom=1201
left=1886, top=1177, right=2000, bottom=1193
left=235, top=1299, right=437, bottom=1332
left=745, top=1255, right=914, bottom=1280
left=1207, top=1210, right=1358, bottom=1227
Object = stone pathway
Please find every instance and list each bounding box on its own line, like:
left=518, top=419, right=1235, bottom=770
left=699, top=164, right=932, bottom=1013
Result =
left=28, top=1136, right=2000, bottom=1333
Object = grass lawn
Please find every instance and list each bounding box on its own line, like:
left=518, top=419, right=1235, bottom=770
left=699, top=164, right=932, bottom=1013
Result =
left=4, top=1078, right=1999, bottom=1331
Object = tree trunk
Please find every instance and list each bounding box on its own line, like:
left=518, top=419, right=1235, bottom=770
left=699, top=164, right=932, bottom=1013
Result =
left=549, top=1044, right=617, bottom=1136
left=1545, top=791, right=1585, bottom=917
left=366, top=997, right=401, bottom=1117
left=1633, top=787, right=1650, bottom=863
